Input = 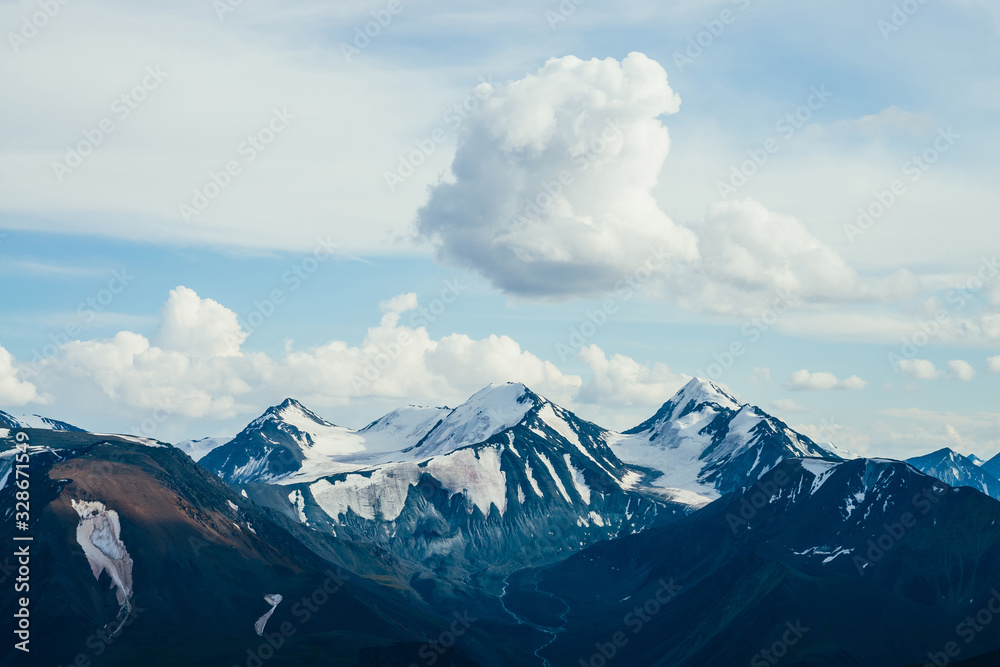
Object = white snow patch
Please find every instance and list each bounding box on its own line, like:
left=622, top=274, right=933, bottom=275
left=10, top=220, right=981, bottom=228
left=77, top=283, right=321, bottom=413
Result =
left=799, top=459, right=841, bottom=494
left=255, top=594, right=283, bottom=636
left=288, top=490, right=309, bottom=524
left=564, top=454, right=591, bottom=505
left=309, top=445, right=509, bottom=522
left=175, top=436, right=231, bottom=461
left=523, top=461, right=543, bottom=497
left=70, top=499, right=134, bottom=635
left=536, top=451, right=572, bottom=503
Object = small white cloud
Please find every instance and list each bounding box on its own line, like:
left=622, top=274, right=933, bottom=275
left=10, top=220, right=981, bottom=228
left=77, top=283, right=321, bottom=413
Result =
left=946, top=359, right=976, bottom=381
left=987, top=354, right=1000, bottom=375
left=0, top=344, right=43, bottom=406
left=897, top=358, right=939, bottom=380
left=786, top=369, right=868, bottom=391
left=824, top=105, right=934, bottom=137
left=154, top=286, right=246, bottom=358
left=378, top=292, right=419, bottom=327
left=771, top=398, right=808, bottom=414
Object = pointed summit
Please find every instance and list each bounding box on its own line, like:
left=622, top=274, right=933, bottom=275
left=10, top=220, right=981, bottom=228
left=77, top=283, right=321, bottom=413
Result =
left=265, top=398, right=336, bottom=428
left=624, top=377, right=741, bottom=437
left=614, top=378, right=836, bottom=498
left=906, top=447, right=1000, bottom=500
left=408, top=382, right=543, bottom=458
left=668, top=377, right=742, bottom=418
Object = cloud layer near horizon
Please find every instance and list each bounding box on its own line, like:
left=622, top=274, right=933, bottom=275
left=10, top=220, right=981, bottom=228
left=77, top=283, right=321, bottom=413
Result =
left=6, top=287, right=691, bottom=426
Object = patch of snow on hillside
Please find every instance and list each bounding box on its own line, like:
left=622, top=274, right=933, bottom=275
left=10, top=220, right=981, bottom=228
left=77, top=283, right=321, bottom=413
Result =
left=71, top=499, right=134, bottom=636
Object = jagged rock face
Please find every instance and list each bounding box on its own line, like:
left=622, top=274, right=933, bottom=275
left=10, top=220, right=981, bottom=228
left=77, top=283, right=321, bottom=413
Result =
left=200, top=398, right=451, bottom=484
left=244, top=388, right=687, bottom=582
left=203, top=380, right=848, bottom=581
left=980, top=450, right=1000, bottom=482
left=907, top=447, right=1000, bottom=500
left=612, top=378, right=839, bottom=498
left=511, top=457, right=1000, bottom=667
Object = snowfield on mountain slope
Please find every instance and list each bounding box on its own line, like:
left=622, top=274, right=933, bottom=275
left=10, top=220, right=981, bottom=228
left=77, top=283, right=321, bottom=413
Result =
left=175, top=436, right=233, bottom=461
left=609, top=378, right=838, bottom=498
left=406, top=383, right=537, bottom=458
left=71, top=499, right=135, bottom=635
left=310, top=446, right=510, bottom=521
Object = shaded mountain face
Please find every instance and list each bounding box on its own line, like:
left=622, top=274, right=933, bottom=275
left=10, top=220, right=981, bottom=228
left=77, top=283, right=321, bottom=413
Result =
left=198, top=381, right=848, bottom=585
left=0, top=429, right=536, bottom=667
left=0, top=409, right=83, bottom=432
left=907, top=447, right=1000, bottom=500
left=200, top=398, right=451, bottom=484
left=236, top=385, right=687, bottom=586
left=611, top=378, right=840, bottom=499
left=506, top=457, right=1000, bottom=667
left=981, top=450, right=1000, bottom=481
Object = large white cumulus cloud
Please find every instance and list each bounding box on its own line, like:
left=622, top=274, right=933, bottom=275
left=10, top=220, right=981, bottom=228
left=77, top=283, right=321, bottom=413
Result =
left=416, top=52, right=699, bottom=298
left=415, top=52, right=870, bottom=316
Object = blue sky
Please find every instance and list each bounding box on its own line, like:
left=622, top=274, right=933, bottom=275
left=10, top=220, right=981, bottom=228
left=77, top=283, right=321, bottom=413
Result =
left=1, top=0, right=998, bottom=459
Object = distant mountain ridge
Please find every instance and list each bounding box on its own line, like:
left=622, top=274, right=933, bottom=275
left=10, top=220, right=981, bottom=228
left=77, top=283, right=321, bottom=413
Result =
left=509, top=456, right=1000, bottom=666
left=907, top=447, right=1000, bottom=500
left=611, top=378, right=842, bottom=499
left=0, top=409, right=83, bottom=432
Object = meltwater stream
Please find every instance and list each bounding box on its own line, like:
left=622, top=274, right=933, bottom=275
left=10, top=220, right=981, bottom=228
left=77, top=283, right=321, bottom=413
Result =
left=500, top=571, right=571, bottom=667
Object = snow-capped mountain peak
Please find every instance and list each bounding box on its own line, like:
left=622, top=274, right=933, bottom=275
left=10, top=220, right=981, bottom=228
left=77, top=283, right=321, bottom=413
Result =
left=0, top=409, right=83, bottom=432
left=906, top=447, right=1000, bottom=501
left=406, top=382, right=542, bottom=458
left=669, top=377, right=742, bottom=417
left=264, top=398, right=336, bottom=430
left=611, top=379, right=837, bottom=499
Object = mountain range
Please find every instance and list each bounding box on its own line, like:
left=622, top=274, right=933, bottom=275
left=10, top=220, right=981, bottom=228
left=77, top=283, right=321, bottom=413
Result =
left=4, top=378, right=1000, bottom=665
